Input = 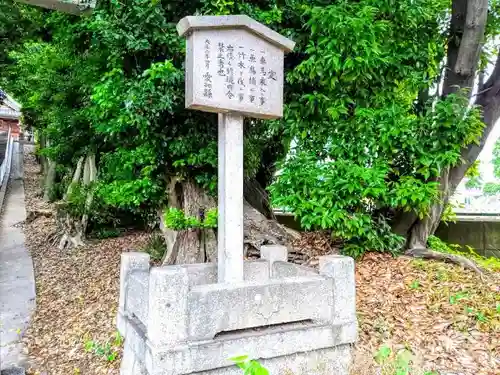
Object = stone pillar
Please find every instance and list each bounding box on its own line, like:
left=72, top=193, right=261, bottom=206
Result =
left=118, top=252, right=150, bottom=336
left=319, top=255, right=357, bottom=342
left=217, top=113, right=245, bottom=284
left=147, top=266, right=189, bottom=347
left=260, top=245, right=288, bottom=278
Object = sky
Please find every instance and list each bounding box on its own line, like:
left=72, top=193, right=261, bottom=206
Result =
left=471, top=45, right=499, bottom=183
left=478, top=119, right=499, bottom=182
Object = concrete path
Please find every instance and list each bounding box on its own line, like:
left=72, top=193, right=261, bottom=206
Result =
left=0, top=143, right=35, bottom=371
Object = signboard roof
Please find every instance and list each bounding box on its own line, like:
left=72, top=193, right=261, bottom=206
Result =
left=177, top=15, right=295, bottom=53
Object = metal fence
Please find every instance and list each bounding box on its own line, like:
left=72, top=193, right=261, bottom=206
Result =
left=0, top=127, right=13, bottom=188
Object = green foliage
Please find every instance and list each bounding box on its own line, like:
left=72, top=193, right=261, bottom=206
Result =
left=92, top=228, right=122, bottom=239
left=143, top=233, right=166, bottom=262
left=230, top=355, right=269, bottom=375
left=374, top=345, right=437, bottom=375
left=1, top=0, right=497, bottom=253
left=465, top=176, right=483, bottom=189
left=83, top=331, right=123, bottom=362
left=481, top=138, right=500, bottom=195
left=440, top=202, right=459, bottom=224
left=164, top=207, right=217, bottom=230
left=409, top=280, right=420, bottom=290
left=492, top=139, right=500, bottom=179
left=449, top=291, right=468, bottom=305
left=270, top=0, right=485, bottom=253
left=483, top=182, right=500, bottom=195
left=62, top=182, right=94, bottom=218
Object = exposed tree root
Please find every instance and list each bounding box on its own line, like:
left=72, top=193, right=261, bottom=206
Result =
left=405, top=247, right=484, bottom=276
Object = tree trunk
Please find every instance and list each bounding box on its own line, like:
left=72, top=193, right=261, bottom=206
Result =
left=159, top=179, right=218, bottom=265
left=80, top=153, right=97, bottom=235
left=160, top=178, right=299, bottom=266
left=38, top=132, right=47, bottom=174
left=64, top=156, right=84, bottom=200
left=57, top=153, right=98, bottom=250
left=408, top=168, right=450, bottom=249
left=43, top=158, right=56, bottom=202
left=397, top=0, right=498, bottom=249
left=407, top=52, right=500, bottom=248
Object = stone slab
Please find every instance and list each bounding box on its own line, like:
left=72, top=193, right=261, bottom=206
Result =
left=182, top=261, right=269, bottom=286
left=187, top=276, right=333, bottom=340
left=127, top=271, right=149, bottom=325
left=0, top=366, right=26, bottom=375
left=272, top=261, right=318, bottom=278
left=119, top=252, right=150, bottom=316
left=121, top=338, right=147, bottom=375
left=193, top=345, right=352, bottom=375
left=260, top=245, right=287, bottom=278
left=146, top=321, right=356, bottom=374
left=319, top=255, right=356, bottom=324
left=147, top=266, right=189, bottom=347
left=217, top=113, right=244, bottom=283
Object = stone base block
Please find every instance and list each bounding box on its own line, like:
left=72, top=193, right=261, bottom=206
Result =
left=195, top=345, right=352, bottom=375
left=118, top=250, right=357, bottom=375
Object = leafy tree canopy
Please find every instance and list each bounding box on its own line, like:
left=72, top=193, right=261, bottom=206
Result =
left=1, top=0, right=499, bottom=255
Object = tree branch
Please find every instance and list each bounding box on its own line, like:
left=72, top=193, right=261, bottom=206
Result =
left=449, top=51, right=500, bottom=192
left=443, top=0, right=468, bottom=96
left=454, top=0, right=489, bottom=78
left=483, top=52, right=500, bottom=90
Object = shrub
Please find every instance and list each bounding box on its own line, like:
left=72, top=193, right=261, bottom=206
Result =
left=143, top=233, right=166, bottom=262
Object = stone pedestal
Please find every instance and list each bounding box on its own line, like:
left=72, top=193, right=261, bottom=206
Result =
left=117, top=247, right=357, bottom=375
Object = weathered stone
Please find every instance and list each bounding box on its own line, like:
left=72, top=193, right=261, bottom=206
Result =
left=119, top=253, right=150, bottom=312
left=272, top=261, right=317, bottom=278
left=118, top=252, right=149, bottom=337
left=194, top=345, right=353, bottom=375
left=187, top=276, right=333, bottom=340
left=147, top=266, right=189, bottom=347
left=260, top=245, right=287, bottom=277
left=121, top=339, right=147, bottom=375
left=319, top=255, right=356, bottom=324
left=183, top=261, right=269, bottom=287
left=126, top=271, right=149, bottom=325
left=119, top=256, right=357, bottom=375
left=124, top=317, right=147, bottom=360
left=0, top=367, right=25, bottom=375
left=217, top=113, right=245, bottom=283
left=147, top=322, right=355, bottom=374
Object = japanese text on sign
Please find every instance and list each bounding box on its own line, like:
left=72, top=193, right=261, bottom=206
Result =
left=201, top=39, right=278, bottom=108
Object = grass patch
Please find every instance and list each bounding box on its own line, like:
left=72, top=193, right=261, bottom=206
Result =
left=428, top=235, right=500, bottom=272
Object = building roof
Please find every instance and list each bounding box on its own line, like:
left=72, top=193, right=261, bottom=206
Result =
left=14, top=0, right=95, bottom=15
left=0, top=90, right=21, bottom=120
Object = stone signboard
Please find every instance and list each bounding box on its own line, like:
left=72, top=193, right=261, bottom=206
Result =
left=177, top=15, right=295, bottom=119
